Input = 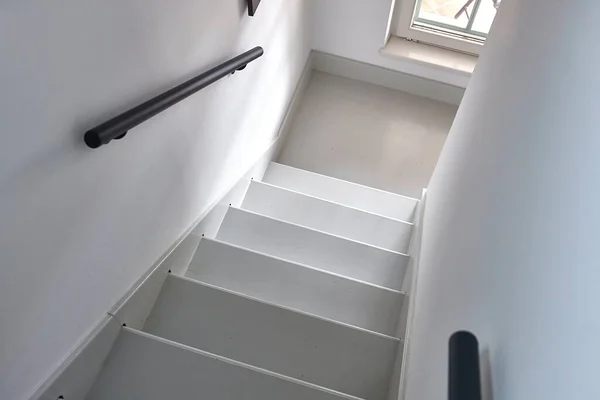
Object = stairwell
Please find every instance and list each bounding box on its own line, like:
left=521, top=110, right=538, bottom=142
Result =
left=84, top=162, right=420, bottom=400
left=8, top=0, right=598, bottom=397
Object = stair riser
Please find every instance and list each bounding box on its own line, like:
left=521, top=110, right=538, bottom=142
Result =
left=87, top=329, right=358, bottom=400
left=187, top=238, right=405, bottom=336
left=144, top=276, right=397, bottom=400
left=264, top=162, right=417, bottom=222
left=217, top=207, right=408, bottom=290
left=242, top=181, right=413, bottom=253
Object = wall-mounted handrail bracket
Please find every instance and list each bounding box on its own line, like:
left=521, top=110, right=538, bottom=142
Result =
left=84, top=46, right=264, bottom=149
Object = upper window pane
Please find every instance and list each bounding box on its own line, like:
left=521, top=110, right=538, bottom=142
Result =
left=414, top=0, right=499, bottom=40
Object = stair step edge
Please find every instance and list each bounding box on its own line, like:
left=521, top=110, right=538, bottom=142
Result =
left=195, top=237, right=408, bottom=295
left=175, top=274, right=404, bottom=342
left=267, top=162, right=420, bottom=202
left=227, top=206, right=410, bottom=257
left=122, top=327, right=367, bottom=400
left=248, top=181, right=414, bottom=226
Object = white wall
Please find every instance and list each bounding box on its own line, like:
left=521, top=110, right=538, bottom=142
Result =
left=311, top=0, right=469, bottom=87
left=0, top=1, right=311, bottom=398
left=404, top=0, right=600, bottom=399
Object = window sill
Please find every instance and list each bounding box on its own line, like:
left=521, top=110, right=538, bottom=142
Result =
left=380, top=36, right=477, bottom=86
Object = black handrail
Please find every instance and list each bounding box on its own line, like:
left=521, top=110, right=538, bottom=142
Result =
left=449, top=331, right=481, bottom=400
left=84, top=46, right=264, bottom=149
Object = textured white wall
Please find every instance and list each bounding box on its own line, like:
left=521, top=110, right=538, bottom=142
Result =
left=405, top=0, right=600, bottom=399
left=311, top=0, right=470, bottom=87
left=0, top=1, right=311, bottom=398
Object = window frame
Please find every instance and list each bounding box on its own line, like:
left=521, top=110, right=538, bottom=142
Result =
left=395, top=0, right=489, bottom=55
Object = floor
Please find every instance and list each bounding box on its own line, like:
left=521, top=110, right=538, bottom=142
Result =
left=277, top=72, right=458, bottom=199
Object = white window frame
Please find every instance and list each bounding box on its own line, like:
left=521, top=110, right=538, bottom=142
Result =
left=395, top=0, right=487, bottom=55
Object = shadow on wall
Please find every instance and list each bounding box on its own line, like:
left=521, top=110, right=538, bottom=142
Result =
left=480, top=348, right=494, bottom=400
left=217, top=0, right=304, bottom=186
left=238, top=0, right=247, bottom=17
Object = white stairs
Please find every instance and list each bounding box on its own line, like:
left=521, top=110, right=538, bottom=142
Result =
left=86, top=162, right=419, bottom=400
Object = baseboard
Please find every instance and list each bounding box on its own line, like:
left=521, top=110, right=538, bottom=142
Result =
left=397, top=189, right=428, bottom=400
left=272, top=51, right=314, bottom=162
left=311, top=51, right=464, bottom=106
left=386, top=188, right=427, bottom=400
left=29, top=51, right=313, bottom=400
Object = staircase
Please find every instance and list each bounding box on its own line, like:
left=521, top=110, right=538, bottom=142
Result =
left=86, top=162, right=419, bottom=400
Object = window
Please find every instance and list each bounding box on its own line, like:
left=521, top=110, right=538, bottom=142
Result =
left=396, top=0, right=500, bottom=55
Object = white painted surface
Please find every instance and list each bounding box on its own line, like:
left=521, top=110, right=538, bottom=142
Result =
left=0, top=1, right=311, bottom=398
left=388, top=189, right=426, bottom=400
left=385, top=0, right=401, bottom=43
left=393, top=0, right=484, bottom=56
left=190, top=138, right=280, bottom=239
left=380, top=36, right=476, bottom=77
left=386, top=344, right=405, bottom=400
left=272, top=52, right=316, bottom=161
left=404, top=1, right=600, bottom=399
left=277, top=72, right=455, bottom=200
left=112, top=232, right=202, bottom=330
left=31, top=317, right=121, bottom=400
left=187, top=238, right=405, bottom=336
left=87, top=328, right=361, bottom=400
left=311, top=0, right=471, bottom=88
left=33, top=135, right=284, bottom=399
left=264, top=162, right=418, bottom=222
left=144, top=275, right=397, bottom=400
left=218, top=207, right=408, bottom=290
left=312, top=51, right=464, bottom=106
left=243, top=181, right=413, bottom=252
left=190, top=55, right=315, bottom=239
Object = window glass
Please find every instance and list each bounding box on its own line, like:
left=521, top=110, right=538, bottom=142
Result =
left=414, top=0, right=499, bottom=40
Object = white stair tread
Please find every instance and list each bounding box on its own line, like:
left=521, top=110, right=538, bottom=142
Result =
left=87, top=328, right=361, bottom=400
left=242, top=181, right=413, bottom=253
left=143, top=275, right=397, bottom=400
left=217, top=207, right=408, bottom=290
left=264, top=162, right=418, bottom=222
left=186, top=238, right=405, bottom=336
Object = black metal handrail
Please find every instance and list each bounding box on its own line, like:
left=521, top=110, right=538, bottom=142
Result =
left=449, top=331, right=481, bottom=400
left=84, top=46, right=264, bottom=149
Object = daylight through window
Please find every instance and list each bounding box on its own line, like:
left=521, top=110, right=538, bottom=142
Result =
left=396, top=0, right=501, bottom=54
